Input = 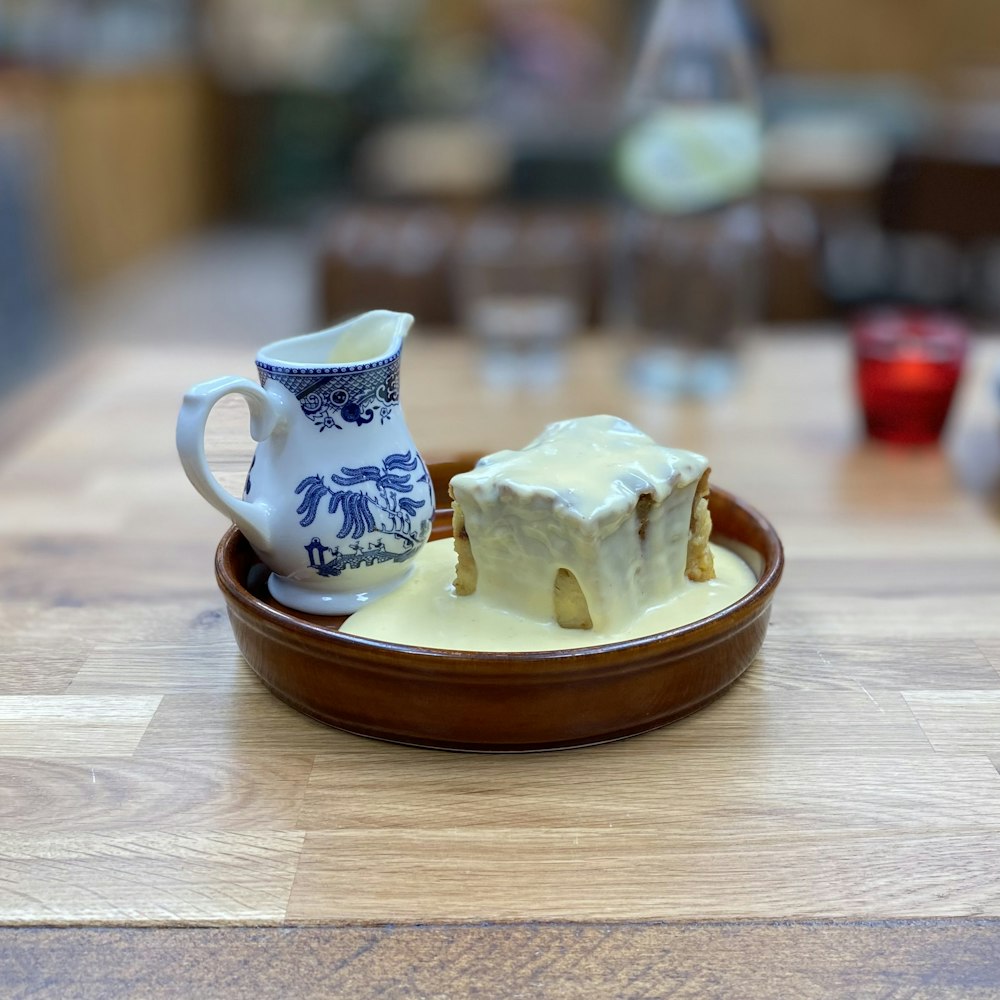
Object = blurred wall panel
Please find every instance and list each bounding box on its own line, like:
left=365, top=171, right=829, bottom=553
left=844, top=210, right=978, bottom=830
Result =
left=0, top=78, right=57, bottom=394
left=44, top=66, right=217, bottom=287
left=754, top=0, right=1000, bottom=80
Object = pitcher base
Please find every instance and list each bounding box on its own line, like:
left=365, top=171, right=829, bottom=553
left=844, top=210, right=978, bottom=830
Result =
left=267, top=570, right=413, bottom=616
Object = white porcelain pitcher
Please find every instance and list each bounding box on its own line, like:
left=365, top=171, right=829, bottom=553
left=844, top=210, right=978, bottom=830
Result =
left=176, top=310, right=434, bottom=614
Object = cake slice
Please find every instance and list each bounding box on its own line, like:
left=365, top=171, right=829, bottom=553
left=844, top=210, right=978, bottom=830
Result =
left=449, top=415, right=714, bottom=632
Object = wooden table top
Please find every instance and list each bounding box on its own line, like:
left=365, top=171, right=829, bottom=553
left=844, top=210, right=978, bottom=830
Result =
left=3, top=328, right=1000, bottom=998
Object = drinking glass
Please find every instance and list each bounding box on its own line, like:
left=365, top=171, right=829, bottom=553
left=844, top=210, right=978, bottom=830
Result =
left=455, top=214, right=585, bottom=388
left=853, top=310, right=968, bottom=445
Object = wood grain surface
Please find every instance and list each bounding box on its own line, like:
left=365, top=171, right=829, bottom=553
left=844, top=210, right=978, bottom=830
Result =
left=4, top=920, right=1000, bottom=1000
left=2, top=328, right=1000, bottom=994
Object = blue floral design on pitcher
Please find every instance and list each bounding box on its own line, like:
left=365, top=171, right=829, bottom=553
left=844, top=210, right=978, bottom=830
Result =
left=258, top=355, right=400, bottom=432
left=294, top=450, right=430, bottom=578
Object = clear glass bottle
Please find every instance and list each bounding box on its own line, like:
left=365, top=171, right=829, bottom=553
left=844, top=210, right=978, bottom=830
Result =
left=612, top=0, right=763, bottom=398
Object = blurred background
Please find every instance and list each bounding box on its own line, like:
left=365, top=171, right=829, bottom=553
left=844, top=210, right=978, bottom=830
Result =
left=3, top=0, right=1000, bottom=397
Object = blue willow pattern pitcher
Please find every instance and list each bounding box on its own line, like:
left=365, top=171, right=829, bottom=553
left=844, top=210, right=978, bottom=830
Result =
left=176, top=311, right=434, bottom=614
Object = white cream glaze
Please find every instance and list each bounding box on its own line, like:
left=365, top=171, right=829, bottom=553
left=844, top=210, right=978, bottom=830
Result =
left=448, top=415, right=710, bottom=633
left=340, top=538, right=755, bottom=652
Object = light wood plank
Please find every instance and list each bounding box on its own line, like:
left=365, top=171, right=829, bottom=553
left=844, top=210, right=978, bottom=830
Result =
left=133, top=686, right=933, bottom=756
left=65, top=601, right=254, bottom=697
left=301, top=749, right=1000, bottom=836
left=69, top=643, right=257, bottom=695
left=135, top=694, right=355, bottom=754
left=0, top=535, right=223, bottom=606
left=904, top=692, right=1000, bottom=753
left=770, top=584, right=1000, bottom=641
left=0, top=696, right=160, bottom=757
left=977, top=640, right=1000, bottom=674
left=0, top=604, right=91, bottom=694
left=0, top=538, right=217, bottom=610
left=288, top=829, right=1000, bottom=921
left=782, top=558, right=1000, bottom=599
left=654, top=687, right=931, bottom=751
left=749, top=637, right=1000, bottom=691
left=0, top=754, right=315, bottom=832
left=0, top=832, right=304, bottom=924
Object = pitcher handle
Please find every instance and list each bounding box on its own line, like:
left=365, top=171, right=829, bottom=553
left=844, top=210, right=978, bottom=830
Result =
left=176, top=376, right=281, bottom=553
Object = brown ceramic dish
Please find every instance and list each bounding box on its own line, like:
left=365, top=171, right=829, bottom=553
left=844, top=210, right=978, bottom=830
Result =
left=216, top=456, right=783, bottom=751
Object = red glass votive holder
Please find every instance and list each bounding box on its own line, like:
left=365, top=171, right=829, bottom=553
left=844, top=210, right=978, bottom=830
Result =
left=853, top=311, right=968, bottom=445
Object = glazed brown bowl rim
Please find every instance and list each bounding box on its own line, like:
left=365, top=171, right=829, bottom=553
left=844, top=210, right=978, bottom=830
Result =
left=215, top=481, right=783, bottom=678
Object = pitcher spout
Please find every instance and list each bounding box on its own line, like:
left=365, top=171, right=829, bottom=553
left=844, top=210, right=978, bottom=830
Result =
left=258, top=310, right=413, bottom=369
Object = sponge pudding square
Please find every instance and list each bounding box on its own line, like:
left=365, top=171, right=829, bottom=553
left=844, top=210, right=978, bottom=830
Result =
left=449, top=415, right=714, bottom=632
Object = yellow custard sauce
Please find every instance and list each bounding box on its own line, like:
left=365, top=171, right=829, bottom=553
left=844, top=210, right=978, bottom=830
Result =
left=340, top=538, right=757, bottom=652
